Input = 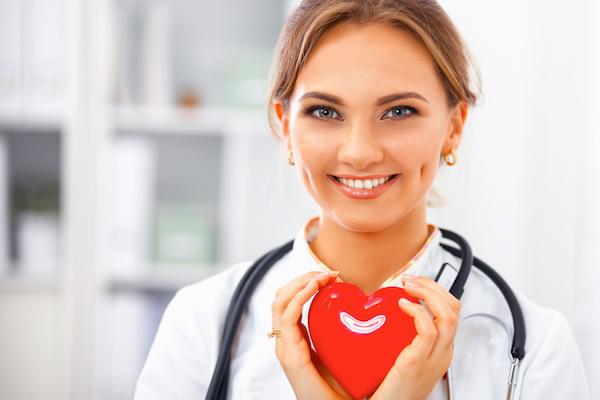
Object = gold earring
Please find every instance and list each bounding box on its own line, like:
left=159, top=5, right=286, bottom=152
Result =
left=287, top=149, right=295, bottom=166
left=443, top=148, right=457, bottom=166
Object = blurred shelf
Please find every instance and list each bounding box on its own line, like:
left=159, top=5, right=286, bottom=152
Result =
left=104, top=262, right=230, bottom=294
left=112, top=105, right=268, bottom=137
left=0, top=107, right=63, bottom=132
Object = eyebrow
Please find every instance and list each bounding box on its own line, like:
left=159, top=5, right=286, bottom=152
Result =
left=298, top=91, right=429, bottom=106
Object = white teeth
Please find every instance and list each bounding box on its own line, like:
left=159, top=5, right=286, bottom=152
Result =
left=338, top=175, right=393, bottom=189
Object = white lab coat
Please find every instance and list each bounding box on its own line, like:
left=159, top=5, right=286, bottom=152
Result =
left=134, top=217, right=590, bottom=399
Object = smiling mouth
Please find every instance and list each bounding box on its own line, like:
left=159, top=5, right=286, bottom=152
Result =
left=329, top=174, right=399, bottom=189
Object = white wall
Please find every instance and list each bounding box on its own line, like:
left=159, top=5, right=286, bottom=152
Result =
left=435, top=0, right=600, bottom=395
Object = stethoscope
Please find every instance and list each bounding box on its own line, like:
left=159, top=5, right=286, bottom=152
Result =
left=206, top=228, right=526, bottom=400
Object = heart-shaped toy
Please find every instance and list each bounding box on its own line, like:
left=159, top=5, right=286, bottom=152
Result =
left=308, top=281, right=418, bottom=400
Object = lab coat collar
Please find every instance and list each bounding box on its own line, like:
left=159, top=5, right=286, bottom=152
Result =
left=288, top=216, right=511, bottom=324
left=288, top=216, right=446, bottom=289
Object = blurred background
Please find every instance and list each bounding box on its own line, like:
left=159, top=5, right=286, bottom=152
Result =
left=0, top=0, right=598, bottom=399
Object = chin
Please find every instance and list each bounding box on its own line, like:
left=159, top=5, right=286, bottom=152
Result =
left=329, top=208, right=401, bottom=233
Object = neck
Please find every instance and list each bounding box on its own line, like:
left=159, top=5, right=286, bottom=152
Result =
left=309, top=203, right=431, bottom=295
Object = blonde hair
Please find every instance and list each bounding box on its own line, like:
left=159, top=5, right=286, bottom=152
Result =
left=265, top=0, right=482, bottom=140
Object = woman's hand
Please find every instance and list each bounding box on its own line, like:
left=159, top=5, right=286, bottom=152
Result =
left=271, top=270, right=353, bottom=400
left=369, top=275, right=461, bottom=400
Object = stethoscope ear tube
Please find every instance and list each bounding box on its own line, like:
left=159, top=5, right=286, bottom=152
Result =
left=438, top=230, right=526, bottom=361
left=438, top=228, right=473, bottom=300
left=471, top=255, right=526, bottom=361
left=439, top=229, right=526, bottom=400
left=438, top=228, right=526, bottom=400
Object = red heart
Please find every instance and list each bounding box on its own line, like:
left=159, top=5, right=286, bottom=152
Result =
left=308, top=281, right=418, bottom=400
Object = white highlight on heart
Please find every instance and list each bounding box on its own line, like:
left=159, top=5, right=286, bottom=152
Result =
left=339, top=312, right=386, bottom=335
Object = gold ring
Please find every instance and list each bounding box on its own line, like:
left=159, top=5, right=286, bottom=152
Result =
left=267, top=328, right=283, bottom=339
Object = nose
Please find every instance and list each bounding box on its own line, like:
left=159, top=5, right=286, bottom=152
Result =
left=337, top=120, right=384, bottom=170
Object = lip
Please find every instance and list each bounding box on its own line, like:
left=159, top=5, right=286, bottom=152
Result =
left=328, top=174, right=399, bottom=200
left=333, top=174, right=394, bottom=180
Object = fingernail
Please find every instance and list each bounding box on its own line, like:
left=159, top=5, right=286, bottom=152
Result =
left=328, top=270, right=340, bottom=277
left=399, top=297, right=412, bottom=305
left=315, top=272, right=329, bottom=279
left=402, top=274, right=417, bottom=279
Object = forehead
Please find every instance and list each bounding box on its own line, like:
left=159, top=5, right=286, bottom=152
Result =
left=293, top=21, right=445, bottom=105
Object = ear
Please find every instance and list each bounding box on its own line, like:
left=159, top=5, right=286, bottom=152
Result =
left=443, top=101, right=469, bottom=153
left=274, top=100, right=291, bottom=150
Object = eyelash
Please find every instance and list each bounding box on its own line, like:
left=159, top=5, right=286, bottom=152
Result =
left=302, top=105, right=418, bottom=121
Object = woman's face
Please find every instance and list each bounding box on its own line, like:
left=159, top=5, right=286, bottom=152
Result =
left=274, top=22, right=468, bottom=232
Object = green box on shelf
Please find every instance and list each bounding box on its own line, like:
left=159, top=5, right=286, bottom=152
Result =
left=152, top=203, right=216, bottom=267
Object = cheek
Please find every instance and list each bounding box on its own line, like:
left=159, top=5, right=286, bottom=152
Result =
left=387, top=137, right=439, bottom=171
left=291, top=124, right=338, bottom=170
left=384, top=135, right=442, bottom=192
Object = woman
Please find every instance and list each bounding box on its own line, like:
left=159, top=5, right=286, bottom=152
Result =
left=135, top=1, right=590, bottom=399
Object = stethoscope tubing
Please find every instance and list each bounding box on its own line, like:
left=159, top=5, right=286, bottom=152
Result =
left=207, top=228, right=525, bottom=400
left=439, top=236, right=526, bottom=361
left=439, top=228, right=525, bottom=400
left=206, top=239, right=294, bottom=399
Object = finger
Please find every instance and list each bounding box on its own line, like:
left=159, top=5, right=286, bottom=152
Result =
left=402, top=275, right=461, bottom=312
left=275, top=270, right=339, bottom=302
left=401, top=279, right=460, bottom=349
left=401, top=276, right=461, bottom=331
left=280, top=273, right=335, bottom=325
left=272, top=271, right=338, bottom=327
left=274, top=275, right=335, bottom=368
left=398, top=298, right=437, bottom=358
left=299, top=321, right=313, bottom=348
left=272, top=280, right=320, bottom=367
left=274, top=271, right=324, bottom=299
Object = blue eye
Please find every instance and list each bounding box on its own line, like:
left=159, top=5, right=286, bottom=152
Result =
left=302, top=105, right=417, bottom=121
left=304, top=106, right=342, bottom=120
left=383, top=106, right=417, bottom=119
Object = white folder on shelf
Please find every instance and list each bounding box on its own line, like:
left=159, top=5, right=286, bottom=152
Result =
left=109, top=136, right=156, bottom=278
left=0, top=136, right=9, bottom=275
